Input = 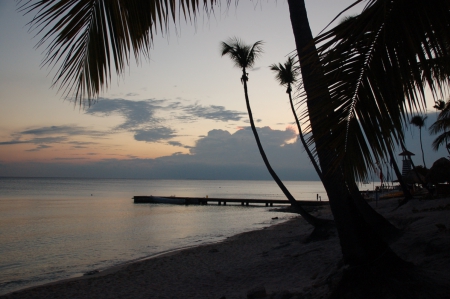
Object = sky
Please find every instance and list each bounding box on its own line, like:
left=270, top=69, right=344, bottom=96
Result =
left=0, top=0, right=448, bottom=180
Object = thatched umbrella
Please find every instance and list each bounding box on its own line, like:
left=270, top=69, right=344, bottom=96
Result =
left=427, top=157, right=450, bottom=184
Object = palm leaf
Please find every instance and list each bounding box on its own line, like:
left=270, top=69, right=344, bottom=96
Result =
left=19, top=0, right=220, bottom=105
left=305, top=0, right=450, bottom=181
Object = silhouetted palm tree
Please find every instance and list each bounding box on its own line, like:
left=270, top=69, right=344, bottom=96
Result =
left=221, top=37, right=327, bottom=228
left=434, top=99, right=446, bottom=112
left=270, top=57, right=322, bottom=180
left=410, top=115, right=428, bottom=168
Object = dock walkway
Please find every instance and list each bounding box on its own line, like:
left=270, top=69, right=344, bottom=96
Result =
left=133, top=196, right=328, bottom=207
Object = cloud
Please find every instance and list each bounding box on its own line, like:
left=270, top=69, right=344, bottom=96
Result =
left=25, top=144, right=52, bottom=152
left=0, top=126, right=104, bottom=151
left=0, top=127, right=320, bottom=180
left=87, top=98, right=246, bottom=127
left=86, top=98, right=163, bottom=130
left=83, top=98, right=249, bottom=143
left=19, top=126, right=105, bottom=137
left=167, top=141, right=184, bottom=147
left=0, top=136, right=68, bottom=146
left=2, top=111, right=450, bottom=180
left=134, top=127, right=177, bottom=142
left=68, top=141, right=97, bottom=145
left=125, top=93, right=139, bottom=96
left=52, top=157, right=87, bottom=161
left=181, top=104, right=246, bottom=122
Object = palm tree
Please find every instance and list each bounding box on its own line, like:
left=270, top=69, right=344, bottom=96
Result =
left=220, top=38, right=328, bottom=228
left=430, top=99, right=450, bottom=155
left=410, top=115, right=428, bottom=168
left=287, top=0, right=398, bottom=269
left=270, top=57, right=323, bottom=180
left=434, top=100, right=446, bottom=112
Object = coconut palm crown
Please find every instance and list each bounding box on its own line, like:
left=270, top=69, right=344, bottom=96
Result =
left=220, top=37, right=263, bottom=84
left=270, top=56, right=299, bottom=94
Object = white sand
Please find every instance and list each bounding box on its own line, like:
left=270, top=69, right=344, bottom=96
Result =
left=2, top=197, right=449, bottom=299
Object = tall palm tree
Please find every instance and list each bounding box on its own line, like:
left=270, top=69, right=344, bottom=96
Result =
left=287, top=0, right=397, bottom=269
left=410, top=115, right=428, bottom=168
left=430, top=99, right=450, bottom=155
left=270, top=57, right=323, bottom=180
left=220, top=38, right=328, bottom=228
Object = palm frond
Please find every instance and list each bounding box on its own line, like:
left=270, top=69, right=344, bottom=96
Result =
left=307, top=0, right=450, bottom=181
left=19, top=0, right=219, bottom=105
left=431, top=131, right=450, bottom=151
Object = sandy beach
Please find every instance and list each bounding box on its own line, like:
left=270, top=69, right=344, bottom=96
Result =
left=2, top=197, right=450, bottom=299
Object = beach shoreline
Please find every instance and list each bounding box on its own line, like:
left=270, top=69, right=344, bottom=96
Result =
left=2, top=197, right=450, bottom=299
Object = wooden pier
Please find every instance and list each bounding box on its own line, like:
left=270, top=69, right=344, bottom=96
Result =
left=133, top=196, right=329, bottom=207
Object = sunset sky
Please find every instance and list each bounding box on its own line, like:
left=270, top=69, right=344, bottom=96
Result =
left=0, top=1, right=447, bottom=179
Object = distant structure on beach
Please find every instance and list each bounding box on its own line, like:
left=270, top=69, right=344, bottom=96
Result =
left=399, top=150, right=415, bottom=177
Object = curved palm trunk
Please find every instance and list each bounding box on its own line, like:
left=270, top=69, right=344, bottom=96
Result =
left=287, top=90, right=323, bottom=180
left=287, top=0, right=399, bottom=266
left=241, top=69, right=329, bottom=228
left=419, top=128, right=427, bottom=168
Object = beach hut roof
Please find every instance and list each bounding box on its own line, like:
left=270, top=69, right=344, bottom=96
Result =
left=399, top=150, right=415, bottom=156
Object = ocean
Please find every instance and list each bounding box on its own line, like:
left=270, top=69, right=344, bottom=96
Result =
left=0, top=178, right=327, bottom=295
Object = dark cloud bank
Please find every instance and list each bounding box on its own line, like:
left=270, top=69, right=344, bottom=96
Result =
left=0, top=127, right=321, bottom=180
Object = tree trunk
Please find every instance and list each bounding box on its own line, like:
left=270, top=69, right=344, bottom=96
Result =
left=287, top=0, right=398, bottom=266
left=241, top=69, right=330, bottom=228
left=419, top=128, right=427, bottom=168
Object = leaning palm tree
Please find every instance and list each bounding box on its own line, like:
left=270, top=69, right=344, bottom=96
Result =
left=270, top=57, right=322, bottom=180
left=410, top=115, right=428, bottom=168
left=221, top=37, right=328, bottom=228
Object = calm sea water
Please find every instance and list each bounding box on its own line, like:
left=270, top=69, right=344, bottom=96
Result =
left=0, top=178, right=327, bottom=295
